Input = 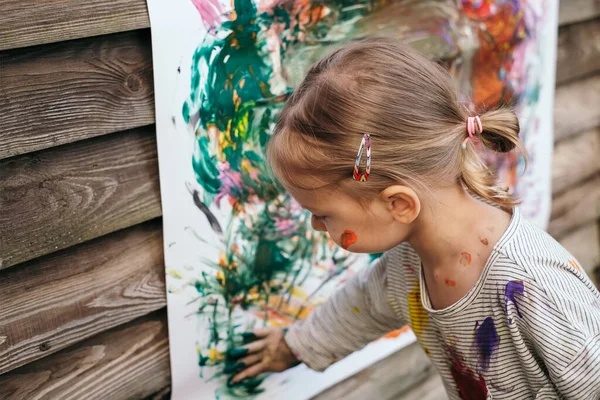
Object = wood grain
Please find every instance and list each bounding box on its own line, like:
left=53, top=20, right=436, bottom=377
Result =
left=0, top=0, right=587, bottom=51
left=552, top=128, right=600, bottom=195
left=558, top=222, right=600, bottom=275
left=0, top=126, right=161, bottom=270
left=0, top=0, right=150, bottom=51
left=556, top=18, right=600, bottom=84
left=0, top=30, right=154, bottom=160
left=558, top=0, right=600, bottom=26
left=0, top=220, right=165, bottom=374
left=554, top=74, right=600, bottom=142
left=312, top=341, right=439, bottom=400
left=0, top=13, right=593, bottom=160
left=549, top=175, right=600, bottom=238
left=0, top=311, right=170, bottom=400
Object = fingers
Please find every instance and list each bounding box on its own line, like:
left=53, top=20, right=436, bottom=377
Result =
left=245, top=339, right=267, bottom=354
left=231, top=361, right=265, bottom=383
left=250, top=327, right=274, bottom=338
left=239, top=352, right=262, bottom=367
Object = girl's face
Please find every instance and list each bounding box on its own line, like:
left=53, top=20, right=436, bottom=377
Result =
left=285, top=184, right=413, bottom=253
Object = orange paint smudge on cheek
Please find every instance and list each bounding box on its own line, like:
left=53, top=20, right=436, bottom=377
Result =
left=444, top=278, right=457, bottom=287
left=480, top=237, right=489, bottom=246
left=340, top=230, right=357, bottom=250
left=460, top=252, right=472, bottom=266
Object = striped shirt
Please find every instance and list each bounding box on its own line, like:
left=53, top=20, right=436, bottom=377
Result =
left=285, top=208, right=600, bottom=399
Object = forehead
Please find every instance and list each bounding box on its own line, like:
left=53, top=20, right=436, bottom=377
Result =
left=285, top=185, right=339, bottom=212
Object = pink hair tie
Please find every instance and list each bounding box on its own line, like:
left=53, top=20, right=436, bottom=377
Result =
left=462, top=116, right=483, bottom=149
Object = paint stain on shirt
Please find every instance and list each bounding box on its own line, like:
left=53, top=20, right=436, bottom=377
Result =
left=568, top=259, right=581, bottom=271
left=505, top=280, right=525, bottom=323
left=408, top=283, right=428, bottom=336
left=460, top=252, right=472, bottom=266
left=447, top=346, right=489, bottom=400
left=340, top=230, right=357, bottom=250
left=474, top=317, right=500, bottom=372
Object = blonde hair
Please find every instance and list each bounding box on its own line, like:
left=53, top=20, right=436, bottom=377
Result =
left=267, top=37, right=526, bottom=210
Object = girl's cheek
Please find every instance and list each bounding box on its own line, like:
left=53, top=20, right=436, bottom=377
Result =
left=340, top=229, right=358, bottom=250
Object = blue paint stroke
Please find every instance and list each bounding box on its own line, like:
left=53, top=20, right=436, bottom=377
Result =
left=474, top=317, right=499, bottom=372
left=505, top=280, right=525, bottom=323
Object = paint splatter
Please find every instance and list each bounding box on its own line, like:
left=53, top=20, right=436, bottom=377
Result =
left=447, top=346, right=489, bottom=400
left=352, top=307, right=360, bottom=313
left=340, top=230, right=357, bottom=250
left=460, top=252, right=472, bottom=266
left=480, top=237, right=489, bottom=246
left=474, top=317, right=499, bottom=372
left=445, top=278, right=457, bottom=287
left=505, top=280, right=525, bottom=323
left=404, top=264, right=416, bottom=274
left=408, top=283, right=428, bottom=335
left=568, top=259, right=581, bottom=272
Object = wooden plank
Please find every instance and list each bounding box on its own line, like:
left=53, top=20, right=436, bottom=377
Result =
left=559, top=222, right=600, bottom=276
left=0, top=15, right=594, bottom=159
left=0, top=126, right=161, bottom=270
left=0, top=220, right=165, bottom=375
left=0, top=0, right=150, bottom=51
left=0, top=311, right=170, bottom=400
left=0, top=0, right=586, bottom=51
left=554, top=74, right=600, bottom=142
left=556, top=18, right=600, bottom=84
left=0, top=30, right=154, bottom=160
left=552, top=128, right=600, bottom=195
left=312, top=341, right=438, bottom=400
left=549, top=175, right=600, bottom=238
left=559, top=0, right=600, bottom=25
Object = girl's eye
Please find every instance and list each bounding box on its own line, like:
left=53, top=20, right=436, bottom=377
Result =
left=313, top=214, right=327, bottom=221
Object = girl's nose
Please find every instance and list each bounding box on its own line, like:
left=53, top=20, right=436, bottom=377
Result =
left=310, top=215, right=327, bottom=232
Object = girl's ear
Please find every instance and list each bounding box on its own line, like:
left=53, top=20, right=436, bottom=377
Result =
left=379, top=185, right=421, bottom=224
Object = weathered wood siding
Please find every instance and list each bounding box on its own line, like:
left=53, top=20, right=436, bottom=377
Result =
left=1, top=1, right=599, bottom=399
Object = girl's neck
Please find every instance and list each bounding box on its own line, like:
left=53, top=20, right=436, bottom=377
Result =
left=407, top=185, right=511, bottom=309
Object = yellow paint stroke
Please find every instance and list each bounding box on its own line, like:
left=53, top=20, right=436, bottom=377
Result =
left=166, top=269, right=183, bottom=279
left=408, top=283, right=428, bottom=336
left=208, top=348, right=224, bottom=363
left=352, top=307, right=360, bottom=313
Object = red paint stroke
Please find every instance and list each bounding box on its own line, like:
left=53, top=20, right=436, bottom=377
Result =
left=447, top=346, right=489, bottom=400
left=340, top=230, right=357, bottom=250
left=460, top=252, right=472, bottom=267
left=445, top=278, right=457, bottom=287
left=404, top=265, right=416, bottom=274
left=480, top=237, right=489, bottom=246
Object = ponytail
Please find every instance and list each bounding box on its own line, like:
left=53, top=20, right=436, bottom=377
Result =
left=459, top=107, right=527, bottom=211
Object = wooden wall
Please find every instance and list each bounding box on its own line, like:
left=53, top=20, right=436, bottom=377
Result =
left=1, top=1, right=599, bottom=399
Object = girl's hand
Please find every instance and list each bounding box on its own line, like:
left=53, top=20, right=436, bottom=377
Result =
left=228, top=327, right=300, bottom=384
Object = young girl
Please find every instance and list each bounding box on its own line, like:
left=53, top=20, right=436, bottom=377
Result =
left=228, top=38, right=600, bottom=399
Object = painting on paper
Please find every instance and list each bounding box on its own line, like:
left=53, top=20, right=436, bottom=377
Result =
left=145, top=0, right=557, bottom=399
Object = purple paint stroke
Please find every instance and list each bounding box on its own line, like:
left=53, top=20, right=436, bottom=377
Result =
left=191, top=0, right=223, bottom=31
left=505, top=280, right=525, bottom=323
left=474, top=317, right=499, bottom=372
left=215, top=162, right=244, bottom=207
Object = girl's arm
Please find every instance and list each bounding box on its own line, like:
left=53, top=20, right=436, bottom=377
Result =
left=513, top=273, right=600, bottom=399
left=284, top=252, right=407, bottom=371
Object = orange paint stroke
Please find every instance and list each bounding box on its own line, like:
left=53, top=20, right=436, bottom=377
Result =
left=382, top=325, right=411, bottom=339
left=340, top=230, right=357, bottom=250
left=480, top=237, right=489, bottom=246
left=445, top=278, right=457, bottom=287
left=460, top=252, right=472, bottom=267
left=568, top=259, right=581, bottom=271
